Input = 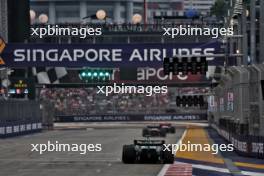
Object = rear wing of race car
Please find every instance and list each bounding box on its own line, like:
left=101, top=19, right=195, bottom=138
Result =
left=134, top=139, right=165, bottom=146
left=159, top=123, right=172, bottom=127
left=146, top=125, right=160, bottom=129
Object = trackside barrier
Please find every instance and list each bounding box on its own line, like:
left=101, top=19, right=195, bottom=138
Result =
left=210, top=64, right=264, bottom=158
left=212, top=124, right=264, bottom=159
left=212, top=64, right=264, bottom=136
left=55, top=114, right=207, bottom=122
left=247, top=65, right=264, bottom=136
left=0, top=100, right=42, bottom=138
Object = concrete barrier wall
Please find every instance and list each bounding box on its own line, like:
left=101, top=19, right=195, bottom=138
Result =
left=212, top=65, right=264, bottom=136
left=212, top=124, right=264, bottom=159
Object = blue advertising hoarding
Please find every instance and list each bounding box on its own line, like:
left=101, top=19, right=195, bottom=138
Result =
left=0, top=42, right=222, bottom=67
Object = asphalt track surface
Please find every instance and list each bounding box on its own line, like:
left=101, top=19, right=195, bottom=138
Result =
left=0, top=125, right=185, bottom=176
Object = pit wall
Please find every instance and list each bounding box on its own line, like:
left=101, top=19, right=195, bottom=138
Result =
left=209, top=64, right=264, bottom=158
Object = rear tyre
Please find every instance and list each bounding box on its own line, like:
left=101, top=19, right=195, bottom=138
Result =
left=160, top=128, right=167, bottom=137
left=170, top=127, right=176, bottom=133
left=163, top=146, right=174, bottom=164
left=122, top=145, right=136, bottom=164
left=142, top=128, right=149, bottom=137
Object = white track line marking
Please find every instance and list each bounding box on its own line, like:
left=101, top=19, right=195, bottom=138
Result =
left=192, top=164, right=230, bottom=173
left=157, top=129, right=187, bottom=176
left=175, top=129, right=187, bottom=156
left=157, top=164, right=170, bottom=176
left=241, top=171, right=264, bottom=176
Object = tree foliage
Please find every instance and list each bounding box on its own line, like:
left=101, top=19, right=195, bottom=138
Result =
left=210, top=0, right=228, bottom=19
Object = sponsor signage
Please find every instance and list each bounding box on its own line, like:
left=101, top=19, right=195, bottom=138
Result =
left=213, top=125, right=264, bottom=158
left=227, top=92, right=234, bottom=111
left=252, top=142, right=264, bottom=155
left=115, top=67, right=206, bottom=83
left=0, top=127, right=5, bottom=135
left=227, top=92, right=234, bottom=101
left=66, top=68, right=207, bottom=84
left=9, top=78, right=29, bottom=94
left=219, top=97, right=224, bottom=112
left=56, top=114, right=207, bottom=122
left=208, top=95, right=217, bottom=112
left=0, top=122, right=42, bottom=138
left=0, top=42, right=222, bottom=67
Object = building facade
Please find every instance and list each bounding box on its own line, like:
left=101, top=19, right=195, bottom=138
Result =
left=183, top=0, right=216, bottom=15
left=227, top=0, right=264, bottom=65
left=30, top=0, right=185, bottom=24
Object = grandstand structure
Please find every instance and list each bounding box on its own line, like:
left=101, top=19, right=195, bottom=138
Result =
left=39, top=87, right=208, bottom=116
left=28, top=0, right=217, bottom=116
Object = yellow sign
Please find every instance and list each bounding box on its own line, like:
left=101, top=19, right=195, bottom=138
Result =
left=14, top=80, right=28, bottom=88
left=0, top=38, right=6, bottom=65
left=0, top=58, right=5, bottom=65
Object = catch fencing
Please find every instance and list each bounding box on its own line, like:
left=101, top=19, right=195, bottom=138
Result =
left=0, top=100, right=42, bottom=138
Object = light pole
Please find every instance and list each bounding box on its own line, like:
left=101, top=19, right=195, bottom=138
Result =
left=260, top=0, right=264, bottom=63
left=132, top=14, right=142, bottom=24
left=242, top=3, right=248, bottom=65
left=96, top=9, right=108, bottom=24
left=39, top=13, right=49, bottom=24
left=143, top=0, right=148, bottom=30
left=82, top=10, right=108, bottom=25
left=250, top=0, right=256, bottom=64
left=143, top=0, right=147, bottom=24
left=96, top=9, right=106, bottom=20
left=30, top=10, right=36, bottom=24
